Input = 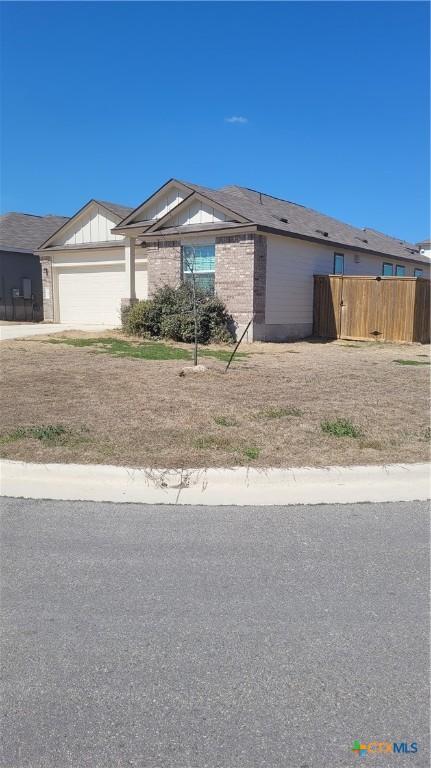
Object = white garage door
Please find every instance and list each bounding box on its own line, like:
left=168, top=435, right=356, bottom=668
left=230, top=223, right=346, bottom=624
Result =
left=57, top=265, right=125, bottom=325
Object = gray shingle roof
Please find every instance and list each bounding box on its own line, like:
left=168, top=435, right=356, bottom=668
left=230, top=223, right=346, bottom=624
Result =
left=95, top=200, right=133, bottom=219
left=169, top=180, right=428, bottom=264
left=0, top=212, right=69, bottom=252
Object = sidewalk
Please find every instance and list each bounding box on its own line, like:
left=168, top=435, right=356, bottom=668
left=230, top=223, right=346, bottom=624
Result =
left=0, top=323, right=114, bottom=341
left=1, top=460, right=429, bottom=506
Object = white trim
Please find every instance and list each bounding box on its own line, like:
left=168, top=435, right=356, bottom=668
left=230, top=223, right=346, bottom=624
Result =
left=50, top=257, right=147, bottom=268
left=52, top=260, right=125, bottom=268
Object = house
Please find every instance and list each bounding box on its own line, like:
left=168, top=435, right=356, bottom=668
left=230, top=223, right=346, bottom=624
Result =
left=36, top=199, right=146, bottom=325
left=37, top=180, right=430, bottom=339
left=417, top=239, right=431, bottom=258
left=0, top=212, right=68, bottom=321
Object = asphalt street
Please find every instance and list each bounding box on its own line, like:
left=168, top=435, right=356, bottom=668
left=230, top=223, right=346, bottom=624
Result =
left=1, top=498, right=429, bottom=768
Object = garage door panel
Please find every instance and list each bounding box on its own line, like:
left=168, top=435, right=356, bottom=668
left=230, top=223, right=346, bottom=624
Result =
left=57, top=265, right=125, bottom=325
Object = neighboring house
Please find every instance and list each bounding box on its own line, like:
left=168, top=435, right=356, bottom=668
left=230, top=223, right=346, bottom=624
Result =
left=417, top=239, right=431, bottom=258
left=0, top=212, right=68, bottom=321
left=37, top=180, right=431, bottom=339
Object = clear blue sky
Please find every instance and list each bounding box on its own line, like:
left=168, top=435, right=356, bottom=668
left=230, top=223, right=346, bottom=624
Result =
left=1, top=1, right=429, bottom=242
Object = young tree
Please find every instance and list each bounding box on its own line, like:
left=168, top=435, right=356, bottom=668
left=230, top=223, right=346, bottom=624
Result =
left=182, top=245, right=199, bottom=366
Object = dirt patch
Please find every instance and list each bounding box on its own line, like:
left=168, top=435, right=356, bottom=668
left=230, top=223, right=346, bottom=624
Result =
left=0, top=334, right=429, bottom=468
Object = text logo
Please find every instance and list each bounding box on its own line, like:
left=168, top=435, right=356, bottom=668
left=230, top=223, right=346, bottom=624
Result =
left=352, top=740, right=418, bottom=756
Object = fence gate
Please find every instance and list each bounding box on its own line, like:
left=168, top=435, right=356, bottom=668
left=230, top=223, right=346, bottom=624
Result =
left=313, top=275, right=430, bottom=343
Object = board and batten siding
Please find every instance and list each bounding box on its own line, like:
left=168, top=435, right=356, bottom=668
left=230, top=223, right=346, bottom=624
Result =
left=143, top=187, right=186, bottom=222
left=128, top=186, right=186, bottom=224
left=264, top=234, right=430, bottom=339
left=54, top=207, right=125, bottom=246
left=169, top=202, right=228, bottom=227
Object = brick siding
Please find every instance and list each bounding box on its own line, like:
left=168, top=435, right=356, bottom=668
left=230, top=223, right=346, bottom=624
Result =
left=144, top=233, right=268, bottom=339
left=145, top=241, right=181, bottom=297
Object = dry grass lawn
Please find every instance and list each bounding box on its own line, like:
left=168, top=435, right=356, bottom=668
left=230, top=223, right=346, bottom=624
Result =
left=0, top=330, right=429, bottom=468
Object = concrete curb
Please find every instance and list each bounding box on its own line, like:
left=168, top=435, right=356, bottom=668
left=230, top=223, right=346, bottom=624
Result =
left=1, top=460, right=430, bottom=506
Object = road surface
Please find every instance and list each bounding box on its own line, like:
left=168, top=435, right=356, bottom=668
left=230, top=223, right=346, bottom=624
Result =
left=1, top=498, right=429, bottom=767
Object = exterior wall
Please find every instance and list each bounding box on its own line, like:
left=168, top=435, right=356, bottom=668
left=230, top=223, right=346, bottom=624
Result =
left=264, top=234, right=431, bottom=340
left=40, top=254, right=54, bottom=321
left=0, top=250, right=44, bottom=321
left=252, top=235, right=267, bottom=339
left=40, top=245, right=147, bottom=322
left=215, top=234, right=255, bottom=337
left=145, top=241, right=181, bottom=296
left=144, top=234, right=263, bottom=340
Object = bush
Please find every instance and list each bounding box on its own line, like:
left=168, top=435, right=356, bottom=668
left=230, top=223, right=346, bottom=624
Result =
left=321, top=418, right=362, bottom=438
left=123, top=299, right=162, bottom=337
left=123, top=283, right=235, bottom=344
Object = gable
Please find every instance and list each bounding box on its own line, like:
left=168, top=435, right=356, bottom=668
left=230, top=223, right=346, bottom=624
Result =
left=124, top=184, right=188, bottom=225
left=49, top=203, right=124, bottom=247
left=145, top=190, right=250, bottom=235
left=163, top=200, right=229, bottom=228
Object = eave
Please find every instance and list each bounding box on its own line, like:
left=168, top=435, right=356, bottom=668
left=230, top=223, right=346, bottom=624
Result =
left=137, top=223, right=258, bottom=242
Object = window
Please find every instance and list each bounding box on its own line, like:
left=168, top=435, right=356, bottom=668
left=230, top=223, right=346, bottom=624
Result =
left=181, top=244, right=215, bottom=295
left=395, top=265, right=406, bottom=277
left=333, top=253, right=344, bottom=275
left=414, top=268, right=423, bottom=278
left=382, top=263, right=393, bottom=276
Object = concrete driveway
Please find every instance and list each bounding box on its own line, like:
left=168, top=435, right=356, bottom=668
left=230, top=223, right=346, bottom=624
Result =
left=0, top=322, right=115, bottom=341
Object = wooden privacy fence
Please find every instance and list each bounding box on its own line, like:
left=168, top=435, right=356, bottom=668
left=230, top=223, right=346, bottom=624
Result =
left=313, top=275, right=430, bottom=343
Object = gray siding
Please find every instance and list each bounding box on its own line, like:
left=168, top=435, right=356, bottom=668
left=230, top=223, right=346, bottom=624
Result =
left=0, top=250, right=43, bottom=321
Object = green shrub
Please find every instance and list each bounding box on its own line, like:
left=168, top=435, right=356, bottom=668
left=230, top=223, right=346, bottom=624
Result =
left=0, top=424, right=81, bottom=446
left=123, top=299, right=162, bottom=338
left=321, top=418, right=362, bottom=438
left=243, top=446, right=260, bottom=460
left=123, top=283, right=235, bottom=344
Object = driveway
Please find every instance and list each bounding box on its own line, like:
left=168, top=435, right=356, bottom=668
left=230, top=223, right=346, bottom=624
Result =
left=0, top=322, right=115, bottom=341
left=1, top=498, right=428, bottom=768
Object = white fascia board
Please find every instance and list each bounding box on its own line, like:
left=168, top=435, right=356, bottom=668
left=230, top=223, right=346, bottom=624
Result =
left=35, top=241, right=126, bottom=255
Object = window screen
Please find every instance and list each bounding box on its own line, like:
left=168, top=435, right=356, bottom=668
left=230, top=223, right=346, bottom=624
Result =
left=333, top=253, right=344, bottom=275
left=182, top=244, right=215, bottom=295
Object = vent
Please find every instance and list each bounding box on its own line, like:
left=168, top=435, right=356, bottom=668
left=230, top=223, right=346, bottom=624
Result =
left=316, top=229, right=329, bottom=237
left=354, top=236, right=368, bottom=244
left=273, top=215, right=289, bottom=224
